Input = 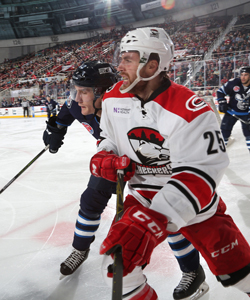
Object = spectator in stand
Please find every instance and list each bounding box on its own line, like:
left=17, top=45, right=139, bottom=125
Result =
left=204, top=90, right=212, bottom=96
left=35, top=98, right=42, bottom=106
left=32, top=93, right=38, bottom=102
left=1, top=99, right=8, bottom=107
left=65, top=88, right=70, bottom=98
left=197, top=90, right=204, bottom=97
left=21, top=98, right=30, bottom=117
left=221, top=76, right=228, bottom=85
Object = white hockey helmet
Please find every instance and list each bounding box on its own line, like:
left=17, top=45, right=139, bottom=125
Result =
left=118, top=27, right=174, bottom=93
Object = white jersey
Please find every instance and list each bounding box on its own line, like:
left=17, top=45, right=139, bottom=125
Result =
left=99, top=80, right=229, bottom=231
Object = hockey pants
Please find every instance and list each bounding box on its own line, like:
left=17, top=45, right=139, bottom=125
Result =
left=102, top=195, right=250, bottom=296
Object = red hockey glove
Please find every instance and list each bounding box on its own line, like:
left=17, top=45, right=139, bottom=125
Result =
left=90, top=150, right=136, bottom=182
left=100, top=205, right=169, bottom=276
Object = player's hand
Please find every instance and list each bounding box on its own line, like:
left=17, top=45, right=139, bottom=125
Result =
left=100, top=205, right=169, bottom=276
left=43, top=116, right=67, bottom=154
left=218, top=100, right=228, bottom=113
left=90, top=150, right=136, bottom=182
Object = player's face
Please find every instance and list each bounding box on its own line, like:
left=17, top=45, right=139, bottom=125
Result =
left=74, top=86, right=95, bottom=115
left=240, top=72, right=250, bottom=86
left=117, top=51, right=140, bottom=91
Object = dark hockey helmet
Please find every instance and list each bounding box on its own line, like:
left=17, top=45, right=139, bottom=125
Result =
left=240, top=66, right=250, bottom=74
left=72, top=60, right=118, bottom=91
left=70, top=61, right=118, bottom=112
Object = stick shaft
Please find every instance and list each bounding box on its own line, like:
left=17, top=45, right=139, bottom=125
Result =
left=227, top=110, right=250, bottom=124
left=112, top=170, right=124, bottom=300
left=0, top=145, right=49, bottom=195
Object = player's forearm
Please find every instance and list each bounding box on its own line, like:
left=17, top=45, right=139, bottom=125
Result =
left=56, top=103, right=75, bottom=126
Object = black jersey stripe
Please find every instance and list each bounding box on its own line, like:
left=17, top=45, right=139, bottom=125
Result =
left=172, top=166, right=216, bottom=191
left=168, top=180, right=199, bottom=214
left=141, top=197, right=152, bottom=205
left=198, top=193, right=218, bottom=214
left=130, top=184, right=163, bottom=190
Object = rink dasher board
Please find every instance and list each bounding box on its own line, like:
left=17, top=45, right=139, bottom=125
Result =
left=0, top=106, right=47, bottom=118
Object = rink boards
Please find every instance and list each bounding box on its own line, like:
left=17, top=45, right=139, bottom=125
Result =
left=0, top=106, right=47, bottom=118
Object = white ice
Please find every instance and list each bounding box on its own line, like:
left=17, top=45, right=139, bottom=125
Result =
left=0, top=117, right=250, bottom=300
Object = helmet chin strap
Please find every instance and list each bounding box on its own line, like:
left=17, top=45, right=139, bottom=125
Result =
left=93, top=96, right=102, bottom=115
left=119, top=62, right=161, bottom=94
left=93, top=89, right=104, bottom=116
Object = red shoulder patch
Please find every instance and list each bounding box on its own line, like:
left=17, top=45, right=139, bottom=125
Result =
left=155, top=82, right=212, bottom=123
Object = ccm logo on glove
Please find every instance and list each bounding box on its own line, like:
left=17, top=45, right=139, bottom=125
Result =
left=133, top=210, right=165, bottom=239
left=100, top=205, right=169, bottom=276
left=91, top=163, right=99, bottom=177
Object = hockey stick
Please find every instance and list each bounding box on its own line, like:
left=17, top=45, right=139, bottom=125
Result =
left=112, top=169, right=124, bottom=300
left=227, top=110, right=250, bottom=125
left=0, top=145, right=49, bottom=195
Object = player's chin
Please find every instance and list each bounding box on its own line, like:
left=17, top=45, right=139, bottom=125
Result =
left=80, top=106, right=88, bottom=116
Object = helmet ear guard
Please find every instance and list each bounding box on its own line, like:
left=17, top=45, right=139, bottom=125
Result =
left=93, top=87, right=105, bottom=112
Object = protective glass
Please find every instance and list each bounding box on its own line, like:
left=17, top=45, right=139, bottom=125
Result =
left=112, top=42, right=121, bottom=67
left=70, top=80, right=103, bottom=104
left=69, top=80, right=77, bottom=101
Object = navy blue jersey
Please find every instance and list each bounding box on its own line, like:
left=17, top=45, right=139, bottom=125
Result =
left=44, top=99, right=58, bottom=111
left=56, top=98, right=101, bottom=140
left=217, top=78, right=250, bottom=113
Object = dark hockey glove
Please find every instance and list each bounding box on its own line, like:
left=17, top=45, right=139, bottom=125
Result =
left=218, top=99, right=228, bottom=113
left=43, top=116, right=67, bottom=154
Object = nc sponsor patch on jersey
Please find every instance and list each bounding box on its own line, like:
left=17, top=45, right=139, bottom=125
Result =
left=82, top=122, right=94, bottom=135
left=113, top=104, right=131, bottom=118
left=233, top=86, right=240, bottom=92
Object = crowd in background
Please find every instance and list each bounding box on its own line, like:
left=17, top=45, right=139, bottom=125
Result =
left=1, top=13, right=250, bottom=108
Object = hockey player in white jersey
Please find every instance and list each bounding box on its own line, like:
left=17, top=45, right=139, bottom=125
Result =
left=89, top=27, right=250, bottom=299
left=44, top=60, right=207, bottom=297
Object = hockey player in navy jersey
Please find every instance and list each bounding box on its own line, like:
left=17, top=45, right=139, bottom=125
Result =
left=89, top=27, right=250, bottom=299
left=217, top=66, right=250, bottom=150
left=43, top=61, right=209, bottom=300
left=44, top=95, right=59, bottom=119
left=43, top=61, right=118, bottom=278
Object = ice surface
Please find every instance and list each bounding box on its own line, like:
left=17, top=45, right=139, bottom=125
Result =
left=0, top=117, right=250, bottom=300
